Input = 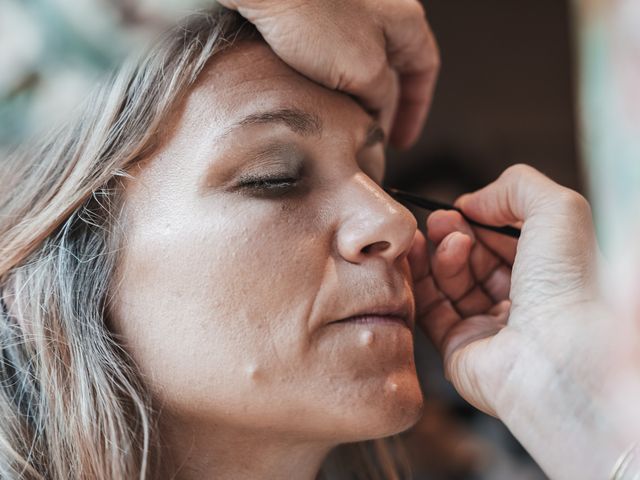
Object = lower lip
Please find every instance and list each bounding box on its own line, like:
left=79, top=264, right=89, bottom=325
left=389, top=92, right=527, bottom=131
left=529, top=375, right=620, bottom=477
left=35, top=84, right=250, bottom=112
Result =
left=334, top=315, right=408, bottom=328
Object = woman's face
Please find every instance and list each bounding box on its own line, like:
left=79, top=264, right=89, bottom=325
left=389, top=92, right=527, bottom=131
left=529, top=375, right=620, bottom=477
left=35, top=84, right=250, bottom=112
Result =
left=112, top=41, right=422, bottom=444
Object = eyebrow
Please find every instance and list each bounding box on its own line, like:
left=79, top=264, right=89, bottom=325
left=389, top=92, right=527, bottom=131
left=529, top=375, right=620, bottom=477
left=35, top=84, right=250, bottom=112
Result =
left=236, top=108, right=322, bottom=136
left=229, top=107, right=385, bottom=148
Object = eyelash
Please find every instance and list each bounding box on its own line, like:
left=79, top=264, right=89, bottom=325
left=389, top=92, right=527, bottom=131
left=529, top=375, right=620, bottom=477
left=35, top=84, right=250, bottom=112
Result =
left=238, top=176, right=299, bottom=193
left=236, top=158, right=383, bottom=195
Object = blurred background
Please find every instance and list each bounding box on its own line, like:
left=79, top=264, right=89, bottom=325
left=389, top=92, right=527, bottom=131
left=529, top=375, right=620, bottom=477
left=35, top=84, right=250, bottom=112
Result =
left=1, top=0, right=638, bottom=479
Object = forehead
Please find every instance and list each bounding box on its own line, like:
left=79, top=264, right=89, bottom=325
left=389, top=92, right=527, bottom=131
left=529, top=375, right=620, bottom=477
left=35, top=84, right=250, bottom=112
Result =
left=178, top=41, right=370, bottom=138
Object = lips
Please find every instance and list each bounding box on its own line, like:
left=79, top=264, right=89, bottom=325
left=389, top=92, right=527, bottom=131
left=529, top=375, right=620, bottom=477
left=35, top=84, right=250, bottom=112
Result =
left=330, top=304, right=414, bottom=330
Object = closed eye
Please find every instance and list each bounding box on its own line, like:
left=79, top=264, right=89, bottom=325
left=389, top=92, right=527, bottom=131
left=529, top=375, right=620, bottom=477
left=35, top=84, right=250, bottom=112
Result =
left=238, top=176, right=299, bottom=193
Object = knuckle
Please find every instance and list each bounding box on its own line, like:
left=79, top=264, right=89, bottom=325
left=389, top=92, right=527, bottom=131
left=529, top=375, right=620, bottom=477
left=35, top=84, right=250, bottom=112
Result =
left=384, top=0, right=425, bottom=22
left=502, top=163, right=537, bottom=180
left=404, top=0, right=426, bottom=19
left=558, top=189, right=591, bottom=215
left=341, top=53, right=387, bottom=91
left=369, top=53, right=390, bottom=82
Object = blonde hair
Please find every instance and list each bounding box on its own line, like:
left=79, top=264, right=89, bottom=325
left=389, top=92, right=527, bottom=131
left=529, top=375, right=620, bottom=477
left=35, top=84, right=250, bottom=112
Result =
left=0, top=7, right=410, bottom=479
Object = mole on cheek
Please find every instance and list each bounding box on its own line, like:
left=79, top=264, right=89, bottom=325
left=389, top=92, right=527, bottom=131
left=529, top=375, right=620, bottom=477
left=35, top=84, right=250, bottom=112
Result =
left=245, top=364, right=262, bottom=382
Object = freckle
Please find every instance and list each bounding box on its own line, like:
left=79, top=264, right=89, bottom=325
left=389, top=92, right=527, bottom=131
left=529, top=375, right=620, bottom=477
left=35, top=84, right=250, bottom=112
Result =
left=359, top=330, right=375, bottom=347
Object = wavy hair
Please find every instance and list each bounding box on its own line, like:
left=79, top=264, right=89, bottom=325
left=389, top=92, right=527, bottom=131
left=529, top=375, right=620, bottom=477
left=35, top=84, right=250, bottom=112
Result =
left=0, top=7, right=409, bottom=479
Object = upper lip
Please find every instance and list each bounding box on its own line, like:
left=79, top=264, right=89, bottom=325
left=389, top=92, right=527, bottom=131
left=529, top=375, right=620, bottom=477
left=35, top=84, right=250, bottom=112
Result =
left=331, top=302, right=414, bottom=329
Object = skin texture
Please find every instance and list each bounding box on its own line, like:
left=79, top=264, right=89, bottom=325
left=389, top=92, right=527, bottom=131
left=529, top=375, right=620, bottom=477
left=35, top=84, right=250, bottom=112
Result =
left=110, top=41, right=422, bottom=479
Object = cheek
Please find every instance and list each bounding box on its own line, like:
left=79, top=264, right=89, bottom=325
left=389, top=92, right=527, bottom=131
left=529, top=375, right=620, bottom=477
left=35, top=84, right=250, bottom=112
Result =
left=111, top=202, right=328, bottom=415
left=111, top=196, right=422, bottom=440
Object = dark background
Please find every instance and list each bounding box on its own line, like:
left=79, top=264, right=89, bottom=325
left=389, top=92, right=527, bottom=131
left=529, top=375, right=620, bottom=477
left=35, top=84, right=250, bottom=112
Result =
left=392, top=1, right=579, bottom=478
left=387, top=0, right=582, bottom=195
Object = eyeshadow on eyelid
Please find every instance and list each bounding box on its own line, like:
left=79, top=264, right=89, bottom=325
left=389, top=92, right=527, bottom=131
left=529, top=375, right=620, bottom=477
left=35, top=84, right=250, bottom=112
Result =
left=241, top=143, right=304, bottom=175
left=202, top=141, right=305, bottom=191
left=252, top=142, right=303, bottom=162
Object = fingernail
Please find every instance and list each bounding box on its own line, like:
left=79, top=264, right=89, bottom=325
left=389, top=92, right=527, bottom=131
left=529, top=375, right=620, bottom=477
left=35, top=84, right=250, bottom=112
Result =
left=441, top=233, right=456, bottom=252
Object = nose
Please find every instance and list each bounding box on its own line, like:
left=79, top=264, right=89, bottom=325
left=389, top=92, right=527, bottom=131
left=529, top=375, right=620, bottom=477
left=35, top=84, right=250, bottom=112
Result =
left=336, top=174, right=417, bottom=265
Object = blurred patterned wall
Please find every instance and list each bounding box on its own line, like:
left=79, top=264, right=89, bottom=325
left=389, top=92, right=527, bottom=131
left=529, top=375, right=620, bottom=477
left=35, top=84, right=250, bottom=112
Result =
left=0, top=0, right=209, bottom=155
left=574, top=0, right=640, bottom=321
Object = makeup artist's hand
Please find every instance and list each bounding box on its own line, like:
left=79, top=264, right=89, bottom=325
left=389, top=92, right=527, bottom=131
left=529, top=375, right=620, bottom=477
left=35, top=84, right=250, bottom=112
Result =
left=217, top=0, right=439, bottom=148
left=410, top=164, right=640, bottom=479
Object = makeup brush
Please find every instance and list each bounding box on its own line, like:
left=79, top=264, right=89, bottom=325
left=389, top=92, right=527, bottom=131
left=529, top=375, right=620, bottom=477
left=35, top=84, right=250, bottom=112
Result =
left=384, top=187, right=521, bottom=239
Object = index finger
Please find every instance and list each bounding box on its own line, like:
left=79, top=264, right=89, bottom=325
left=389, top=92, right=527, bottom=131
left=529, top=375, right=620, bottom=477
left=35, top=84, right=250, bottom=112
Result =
left=384, top=2, right=440, bottom=148
left=390, top=69, right=439, bottom=149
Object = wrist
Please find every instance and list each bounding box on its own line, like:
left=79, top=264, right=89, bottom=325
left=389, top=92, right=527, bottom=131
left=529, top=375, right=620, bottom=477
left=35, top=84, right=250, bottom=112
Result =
left=494, top=303, right=640, bottom=479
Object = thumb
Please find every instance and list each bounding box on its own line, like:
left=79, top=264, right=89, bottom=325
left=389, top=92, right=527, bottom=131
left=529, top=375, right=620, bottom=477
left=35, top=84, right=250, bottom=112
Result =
left=455, top=164, right=571, bottom=226
left=455, top=164, right=599, bottom=305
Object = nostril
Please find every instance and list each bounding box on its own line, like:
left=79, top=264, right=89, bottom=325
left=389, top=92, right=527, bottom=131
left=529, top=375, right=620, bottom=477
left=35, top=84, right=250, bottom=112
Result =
left=362, top=241, right=390, bottom=255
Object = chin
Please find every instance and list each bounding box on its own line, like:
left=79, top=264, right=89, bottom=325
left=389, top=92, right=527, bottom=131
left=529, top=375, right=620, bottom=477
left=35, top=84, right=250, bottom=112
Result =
left=375, top=377, right=424, bottom=438
left=340, top=371, right=425, bottom=442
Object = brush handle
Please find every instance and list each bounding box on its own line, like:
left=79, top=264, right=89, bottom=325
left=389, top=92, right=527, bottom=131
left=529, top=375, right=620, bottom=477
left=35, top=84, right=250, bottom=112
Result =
left=384, top=188, right=521, bottom=239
